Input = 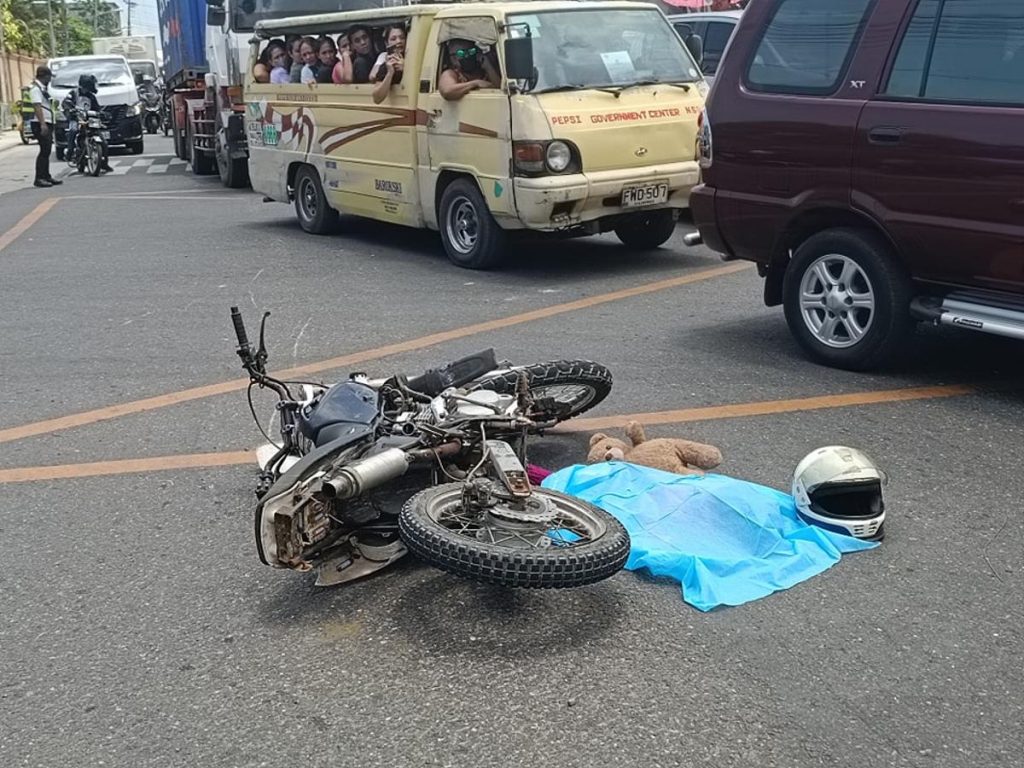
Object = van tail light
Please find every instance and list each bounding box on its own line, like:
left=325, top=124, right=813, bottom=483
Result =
left=697, top=108, right=713, bottom=169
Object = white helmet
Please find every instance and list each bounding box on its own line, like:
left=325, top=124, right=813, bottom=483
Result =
left=792, top=446, right=885, bottom=540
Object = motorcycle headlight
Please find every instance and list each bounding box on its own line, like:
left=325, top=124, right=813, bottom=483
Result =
left=545, top=141, right=572, bottom=173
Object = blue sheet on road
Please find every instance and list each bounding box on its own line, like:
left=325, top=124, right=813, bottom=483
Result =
left=542, top=462, right=878, bottom=611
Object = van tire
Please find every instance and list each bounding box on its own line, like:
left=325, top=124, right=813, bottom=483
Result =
left=294, top=165, right=338, bottom=235
left=614, top=210, right=676, bottom=250
left=438, top=178, right=506, bottom=270
left=783, top=228, right=913, bottom=371
left=127, top=139, right=144, bottom=156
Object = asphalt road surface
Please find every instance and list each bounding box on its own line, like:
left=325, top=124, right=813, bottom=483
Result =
left=1, top=134, right=1021, bottom=768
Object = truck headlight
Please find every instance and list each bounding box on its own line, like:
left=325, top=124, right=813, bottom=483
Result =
left=545, top=141, right=571, bottom=173
left=129, top=102, right=142, bottom=116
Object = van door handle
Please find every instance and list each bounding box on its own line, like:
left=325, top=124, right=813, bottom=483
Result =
left=868, top=126, right=904, bottom=144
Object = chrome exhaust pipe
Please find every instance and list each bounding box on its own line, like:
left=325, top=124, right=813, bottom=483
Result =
left=320, top=448, right=410, bottom=500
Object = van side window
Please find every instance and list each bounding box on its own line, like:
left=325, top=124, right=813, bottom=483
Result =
left=886, top=0, right=1024, bottom=105
left=746, top=0, right=874, bottom=94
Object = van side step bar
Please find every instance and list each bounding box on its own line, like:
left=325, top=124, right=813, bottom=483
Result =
left=911, top=292, right=1024, bottom=341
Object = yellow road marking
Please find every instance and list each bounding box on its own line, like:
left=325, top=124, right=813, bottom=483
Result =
left=0, top=384, right=977, bottom=484
left=555, top=383, right=977, bottom=432
left=61, top=194, right=239, bottom=201
left=0, top=262, right=750, bottom=445
left=0, top=198, right=59, bottom=254
left=0, top=451, right=255, bottom=484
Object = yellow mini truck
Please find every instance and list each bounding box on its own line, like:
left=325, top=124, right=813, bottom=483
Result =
left=246, top=1, right=707, bottom=269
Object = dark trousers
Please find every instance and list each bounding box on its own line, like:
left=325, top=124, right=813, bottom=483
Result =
left=31, top=122, right=53, bottom=182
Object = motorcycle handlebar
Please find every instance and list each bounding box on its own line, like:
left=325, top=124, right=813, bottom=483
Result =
left=230, top=306, right=251, bottom=355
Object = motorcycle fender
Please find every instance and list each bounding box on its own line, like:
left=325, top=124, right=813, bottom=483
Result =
left=255, top=443, right=300, bottom=474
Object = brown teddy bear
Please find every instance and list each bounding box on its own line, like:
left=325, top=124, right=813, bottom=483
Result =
left=587, top=421, right=723, bottom=476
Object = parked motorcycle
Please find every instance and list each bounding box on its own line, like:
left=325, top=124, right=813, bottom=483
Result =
left=65, top=106, right=110, bottom=177
left=230, top=307, right=628, bottom=589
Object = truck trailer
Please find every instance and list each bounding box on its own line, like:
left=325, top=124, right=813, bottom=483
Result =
left=157, top=0, right=390, bottom=188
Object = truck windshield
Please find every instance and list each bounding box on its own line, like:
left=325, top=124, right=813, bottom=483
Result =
left=51, top=58, right=134, bottom=88
left=232, top=0, right=385, bottom=32
left=129, top=62, right=158, bottom=81
left=508, top=8, right=702, bottom=93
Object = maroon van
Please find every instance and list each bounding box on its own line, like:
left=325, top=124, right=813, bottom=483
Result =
left=688, top=0, right=1024, bottom=370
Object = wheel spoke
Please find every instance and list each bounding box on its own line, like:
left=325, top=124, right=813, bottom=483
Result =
left=812, top=262, right=834, bottom=290
left=819, top=314, right=840, bottom=341
left=849, top=291, right=873, bottom=309
left=839, top=259, right=860, bottom=287
left=801, top=290, right=825, bottom=310
left=842, top=314, right=867, bottom=342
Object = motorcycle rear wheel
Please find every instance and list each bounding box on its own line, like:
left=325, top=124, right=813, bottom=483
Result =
left=399, top=484, right=630, bottom=588
left=467, top=360, right=612, bottom=424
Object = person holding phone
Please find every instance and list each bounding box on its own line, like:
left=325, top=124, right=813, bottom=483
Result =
left=371, top=25, right=407, bottom=103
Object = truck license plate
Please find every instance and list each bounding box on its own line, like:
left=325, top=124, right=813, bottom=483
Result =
left=621, top=182, right=669, bottom=208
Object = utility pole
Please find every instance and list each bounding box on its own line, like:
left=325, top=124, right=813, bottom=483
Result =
left=127, top=0, right=133, bottom=36
left=46, top=1, right=57, bottom=57
left=61, top=0, right=68, bottom=55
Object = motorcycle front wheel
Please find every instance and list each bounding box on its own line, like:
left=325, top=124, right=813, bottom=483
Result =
left=467, top=360, right=612, bottom=425
left=87, top=141, right=101, bottom=177
left=399, top=484, right=630, bottom=589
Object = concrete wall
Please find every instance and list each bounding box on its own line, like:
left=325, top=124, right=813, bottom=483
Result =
left=2, top=50, right=46, bottom=127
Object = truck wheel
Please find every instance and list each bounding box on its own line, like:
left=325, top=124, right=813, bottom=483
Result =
left=783, top=228, right=914, bottom=371
left=216, top=135, right=250, bottom=189
left=294, top=165, right=338, bottom=235
left=614, top=210, right=677, bottom=250
left=438, top=178, right=506, bottom=270
left=127, top=140, right=144, bottom=155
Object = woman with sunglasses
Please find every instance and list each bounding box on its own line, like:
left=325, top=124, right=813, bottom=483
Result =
left=438, top=38, right=500, bottom=101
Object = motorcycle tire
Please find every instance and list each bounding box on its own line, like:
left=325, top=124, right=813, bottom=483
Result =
left=466, top=360, right=612, bottom=424
left=399, top=484, right=630, bottom=589
left=87, top=141, right=101, bottom=177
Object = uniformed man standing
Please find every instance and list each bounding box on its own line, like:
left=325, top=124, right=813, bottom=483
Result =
left=28, top=65, right=63, bottom=188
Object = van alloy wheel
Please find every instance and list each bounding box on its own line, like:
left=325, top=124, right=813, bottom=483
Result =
left=783, top=228, right=913, bottom=371
left=798, top=254, right=876, bottom=348
left=438, top=179, right=506, bottom=270
left=293, top=166, right=338, bottom=235
left=298, top=176, right=318, bottom=222
left=446, top=196, right=479, bottom=254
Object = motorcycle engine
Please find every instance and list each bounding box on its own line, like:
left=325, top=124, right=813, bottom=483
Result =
left=452, top=390, right=516, bottom=417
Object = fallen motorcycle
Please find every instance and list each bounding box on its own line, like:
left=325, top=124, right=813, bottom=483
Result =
left=230, top=307, right=629, bottom=589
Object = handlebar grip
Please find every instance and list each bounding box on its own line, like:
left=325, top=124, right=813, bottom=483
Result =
left=230, top=306, right=251, bottom=352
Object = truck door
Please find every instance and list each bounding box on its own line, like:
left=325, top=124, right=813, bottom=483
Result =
left=417, top=16, right=514, bottom=229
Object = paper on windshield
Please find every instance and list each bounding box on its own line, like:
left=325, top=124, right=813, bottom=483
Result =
left=600, top=51, right=636, bottom=82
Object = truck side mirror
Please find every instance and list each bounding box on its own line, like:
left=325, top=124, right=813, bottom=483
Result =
left=685, top=34, right=704, bottom=68
left=207, top=6, right=226, bottom=26
left=504, top=36, right=534, bottom=81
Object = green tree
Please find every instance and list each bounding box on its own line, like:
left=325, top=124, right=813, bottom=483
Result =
left=2, top=0, right=50, bottom=55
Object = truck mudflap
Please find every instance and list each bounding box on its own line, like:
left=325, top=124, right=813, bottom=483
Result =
left=226, top=112, right=245, bottom=144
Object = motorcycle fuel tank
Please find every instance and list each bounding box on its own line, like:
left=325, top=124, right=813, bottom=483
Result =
left=299, top=380, right=379, bottom=448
